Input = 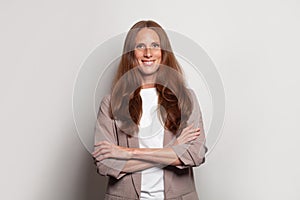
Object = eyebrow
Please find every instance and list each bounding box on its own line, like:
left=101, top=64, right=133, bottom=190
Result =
left=135, top=42, right=160, bottom=45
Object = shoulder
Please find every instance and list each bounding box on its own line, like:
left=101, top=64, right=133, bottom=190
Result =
left=186, top=88, right=198, bottom=103
left=101, top=94, right=112, bottom=103
left=99, top=94, right=112, bottom=109
left=97, top=94, right=113, bottom=118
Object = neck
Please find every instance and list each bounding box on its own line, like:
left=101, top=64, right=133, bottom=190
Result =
left=141, top=83, right=155, bottom=89
left=141, top=75, right=156, bottom=89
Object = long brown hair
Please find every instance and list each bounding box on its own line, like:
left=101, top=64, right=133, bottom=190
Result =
left=110, top=20, right=193, bottom=136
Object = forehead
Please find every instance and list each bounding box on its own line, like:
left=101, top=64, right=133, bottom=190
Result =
left=135, top=28, right=160, bottom=43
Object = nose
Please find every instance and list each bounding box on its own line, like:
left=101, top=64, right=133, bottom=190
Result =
left=143, top=47, right=152, bottom=58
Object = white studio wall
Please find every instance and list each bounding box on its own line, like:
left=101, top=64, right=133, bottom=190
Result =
left=1, top=0, right=299, bottom=200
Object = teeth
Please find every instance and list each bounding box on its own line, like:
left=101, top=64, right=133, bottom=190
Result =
left=142, top=61, right=154, bottom=66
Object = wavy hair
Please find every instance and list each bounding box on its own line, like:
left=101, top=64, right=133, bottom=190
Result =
left=109, top=20, right=193, bottom=136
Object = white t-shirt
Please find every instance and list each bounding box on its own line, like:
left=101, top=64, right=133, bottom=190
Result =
left=138, top=88, right=165, bottom=200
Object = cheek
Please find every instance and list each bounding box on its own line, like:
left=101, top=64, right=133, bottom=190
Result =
left=134, top=51, right=143, bottom=60
left=153, top=50, right=162, bottom=59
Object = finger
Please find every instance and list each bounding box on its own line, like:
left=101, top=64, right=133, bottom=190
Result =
left=187, top=128, right=200, bottom=134
left=92, top=148, right=111, bottom=158
left=94, top=140, right=111, bottom=147
left=92, top=148, right=101, bottom=156
left=184, top=135, right=198, bottom=143
left=195, top=128, right=201, bottom=132
left=94, top=141, right=105, bottom=147
left=95, top=154, right=107, bottom=161
left=182, top=128, right=198, bottom=136
left=193, top=128, right=201, bottom=134
left=100, top=149, right=111, bottom=154
left=92, top=145, right=110, bottom=156
left=191, top=135, right=199, bottom=141
left=92, top=149, right=101, bottom=157
left=185, top=132, right=200, bottom=140
left=93, top=150, right=111, bottom=159
left=191, top=131, right=201, bottom=138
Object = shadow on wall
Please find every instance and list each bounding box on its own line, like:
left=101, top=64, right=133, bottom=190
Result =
left=86, top=157, right=108, bottom=200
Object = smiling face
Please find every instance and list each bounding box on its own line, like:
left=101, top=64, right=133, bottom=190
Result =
left=134, top=28, right=162, bottom=84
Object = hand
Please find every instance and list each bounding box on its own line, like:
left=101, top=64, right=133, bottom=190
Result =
left=92, top=141, right=132, bottom=161
left=174, top=124, right=201, bottom=145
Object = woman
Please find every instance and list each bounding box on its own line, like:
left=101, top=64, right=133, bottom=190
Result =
left=92, top=20, right=208, bottom=200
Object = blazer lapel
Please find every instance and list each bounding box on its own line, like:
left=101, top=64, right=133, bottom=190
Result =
left=115, top=120, right=141, bottom=198
left=163, top=129, right=177, bottom=195
left=127, top=133, right=141, bottom=198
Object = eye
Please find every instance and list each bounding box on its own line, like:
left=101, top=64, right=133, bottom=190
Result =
left=135, top=44, right=145, bottom=49
left=151, top=43, right=160, bottom=48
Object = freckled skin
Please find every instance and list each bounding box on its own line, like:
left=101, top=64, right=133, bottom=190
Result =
left=134, top=28, right=162, bottom=84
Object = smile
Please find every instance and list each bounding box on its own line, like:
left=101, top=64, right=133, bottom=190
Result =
left=142, top=60, right=155, bottom=66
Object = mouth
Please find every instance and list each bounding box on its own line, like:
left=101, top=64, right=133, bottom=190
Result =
left=141, top=60, right=156, bottom=66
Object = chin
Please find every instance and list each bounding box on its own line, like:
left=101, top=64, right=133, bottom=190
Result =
left=138, top=65, right=159, bottom=75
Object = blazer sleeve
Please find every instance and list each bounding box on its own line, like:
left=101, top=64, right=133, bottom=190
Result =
left=93, top=95, right=127, bottom=179
left=171, top=89, right=208, bottom=169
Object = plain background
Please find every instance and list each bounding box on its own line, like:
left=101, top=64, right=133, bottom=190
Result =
left=1, top=0, right=300, bottom=199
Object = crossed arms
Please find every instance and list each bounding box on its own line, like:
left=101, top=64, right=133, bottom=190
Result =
left=92, top=90, right=207, bottom=179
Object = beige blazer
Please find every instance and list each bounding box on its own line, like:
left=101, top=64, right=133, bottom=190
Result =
left=94, top=89, right=208, bottom=200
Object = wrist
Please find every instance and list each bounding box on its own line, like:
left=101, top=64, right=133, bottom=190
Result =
left=130, top=148, right=139, bottom=159
left=123, top=147, right=135, bottom=159
left=118, top=146, right=134, bottom=160
left=127, top=148, right=135, bottom=159
left=131, top=148, right=149, bottom=160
